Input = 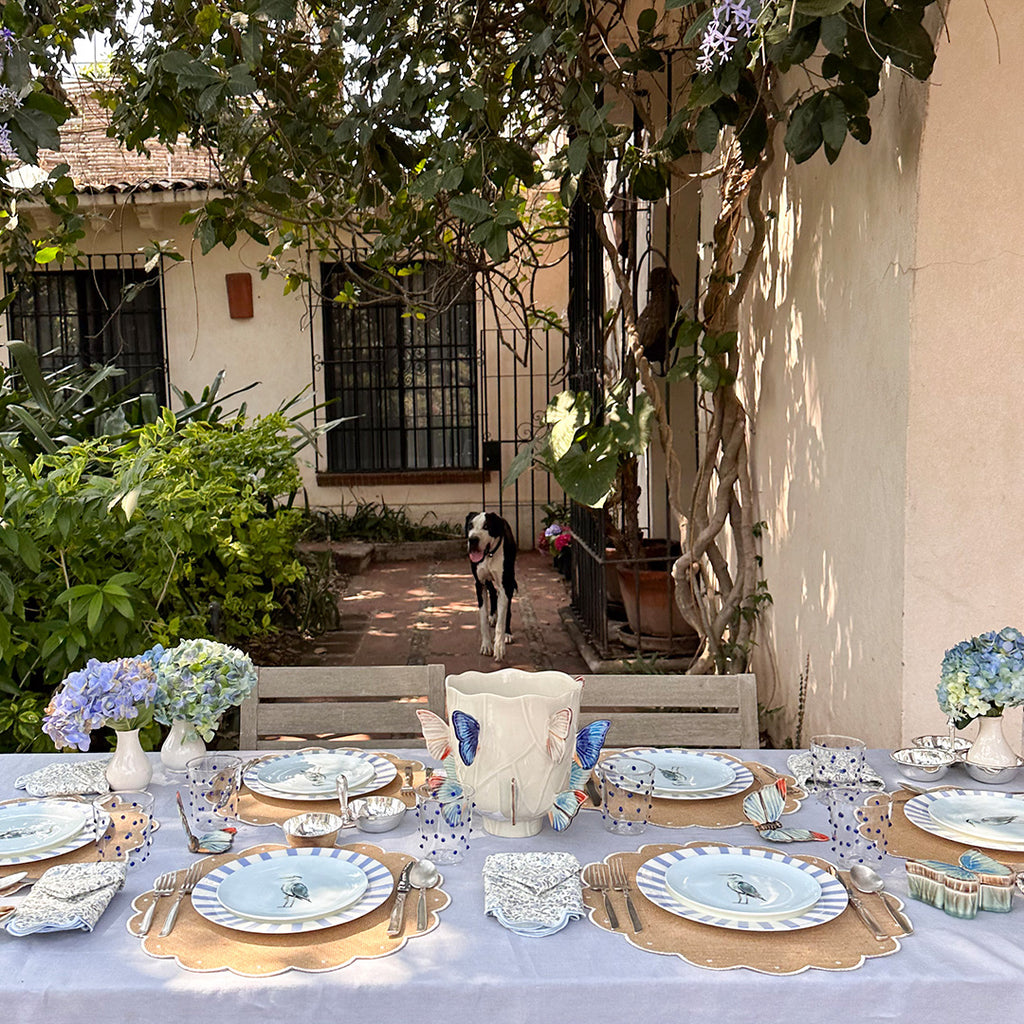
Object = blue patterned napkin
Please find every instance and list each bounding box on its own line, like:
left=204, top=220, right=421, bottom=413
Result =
left=14, top=759, right=111, bottom=798
left=483, top=852, right=584, bottom=937
left=4, top=862, right=127, bottom=935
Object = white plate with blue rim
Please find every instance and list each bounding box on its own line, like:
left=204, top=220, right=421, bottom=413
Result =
left=663, top=850, right=822, bottom=921
left=635, top=846, right=847, bottom=931
left=905, top=789, right=1024, bottom=851
left=243, top=750, right=396, bottom=802
left=621, top=748, right=754, bottom=800
left=0, top=800, right=105, bottom=863
left=192, top=847, right=394, bottom=933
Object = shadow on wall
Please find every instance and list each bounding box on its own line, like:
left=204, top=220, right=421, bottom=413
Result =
left=742, top=72, right=929, bottom=747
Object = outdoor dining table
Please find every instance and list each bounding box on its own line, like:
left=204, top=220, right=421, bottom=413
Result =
left=0, top=747, right=1017, bottom=1024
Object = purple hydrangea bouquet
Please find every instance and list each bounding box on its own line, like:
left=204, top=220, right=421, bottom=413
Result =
left=42, top=655, right=159, bottom=751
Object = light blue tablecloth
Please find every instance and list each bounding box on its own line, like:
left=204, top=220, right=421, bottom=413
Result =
left=0, top=749, right=1016, bottom=1023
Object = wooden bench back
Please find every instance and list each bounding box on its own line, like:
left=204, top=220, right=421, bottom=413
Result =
left=578, top=672, right=759, bottom=749
left=239, top=665, right=446, bottom=749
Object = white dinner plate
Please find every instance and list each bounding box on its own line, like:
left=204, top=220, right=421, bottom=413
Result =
left=621, top=748, right=754, bottom=801
left=254, top=751, right=376, bottom=796
left=192, top=847, right=393, bottom=934
left=215, top=849, right=368, bottom=922
left=905, top=789, right=1024, bottom=851
left=0, top=800, right=105, bottom=864
left=0, top=801, right=88, bottom=857
left=635, top=846, right=847, bottom=932
left=243, top=750, right=397, bottom=802
left=663, top=850, right=822, bottom=920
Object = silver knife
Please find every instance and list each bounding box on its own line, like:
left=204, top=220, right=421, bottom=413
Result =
left=387, top=862, right=413, bottom=937
left=835, top=870, right=887, bottom=940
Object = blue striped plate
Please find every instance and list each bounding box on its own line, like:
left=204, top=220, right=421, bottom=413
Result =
left=622, top=749, right=754, bottom=800
left=191, top=847, right=394, bottom=934
left=243, top=750, right=397, bottom=802
left=635, top=846, right=848, bottom=932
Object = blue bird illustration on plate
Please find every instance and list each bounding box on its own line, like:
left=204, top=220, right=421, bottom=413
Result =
left=966, top=815, right=1021, bottom=828
left=280, top=874, right=312, bottom=908
left=658, top=765, right=693, bottom=786
left=725, top=873, right=767, bottom=905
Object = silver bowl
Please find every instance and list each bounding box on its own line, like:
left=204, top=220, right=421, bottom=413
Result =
left=282, top=812, right=343, bottom=848
left=349, top=796, right=407, bottom=833
left=891, top=746, right=956, bottom=782
left=963, top=758, right=1024, bottom=785
left=912, top=735, right=972, bottom=760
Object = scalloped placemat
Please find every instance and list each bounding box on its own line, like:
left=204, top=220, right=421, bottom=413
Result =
left=0, top=796, right=146, bottom=872
left=582, top=843, right=905, bottom=975
left=128, top=842, right=448, bottom=976
left=237, top=754, right=425, bottom=826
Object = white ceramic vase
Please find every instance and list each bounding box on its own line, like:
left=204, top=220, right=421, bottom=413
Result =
left=105, top=728, right=154, bottom=791
left=967, top=714, right=1019, bottom=769
left=160, top=718, right=207, bottom=772
left=443, top=668, right=584, bottom=838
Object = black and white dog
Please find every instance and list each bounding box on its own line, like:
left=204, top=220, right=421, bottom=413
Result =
left=465, top=512, right=518, bottom=661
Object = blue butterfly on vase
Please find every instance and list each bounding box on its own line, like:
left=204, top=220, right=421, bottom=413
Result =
left=742, top=778, right=828, bottom=843
left=548, top=720, right=612, bottom=832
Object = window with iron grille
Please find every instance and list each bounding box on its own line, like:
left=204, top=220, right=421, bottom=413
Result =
left=320, top=261, right=478, bottom=473
left=6, top=254, right=167, bottom=404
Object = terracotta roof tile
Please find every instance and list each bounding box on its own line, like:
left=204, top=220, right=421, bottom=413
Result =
left=36, top=81, right=218, bottom=194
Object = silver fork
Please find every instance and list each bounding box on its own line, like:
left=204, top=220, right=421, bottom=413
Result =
left=159, top=863, right=202, bottom=937
left=138, top=872, right=176, bottom=938
left=610, top=860, right=643, bottom=933
left=585, top=864, right=619, bottom=930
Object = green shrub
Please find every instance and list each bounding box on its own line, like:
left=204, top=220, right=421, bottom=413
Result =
left=0, top=412, right=305, bottom=731
left=300, top=500, right=462, bottom=543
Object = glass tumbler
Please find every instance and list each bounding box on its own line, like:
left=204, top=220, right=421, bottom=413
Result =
left=596, top=755, right=656, bottom=836
left=810, top=734, right=867, bottom=788
left=96, top=790, right=156, bottom=869
left=185, top=753, right=241, bottom=832
left=818, top=787, right=890, bottom=868
left=415, top=780, right=474, bottom=865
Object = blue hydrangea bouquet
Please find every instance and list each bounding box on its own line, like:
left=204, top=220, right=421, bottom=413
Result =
left=43, top=654, right=159, bottom=751
left=152, top=638, right=257, bottom=742
left=937, top=627, right=1024, bottom=730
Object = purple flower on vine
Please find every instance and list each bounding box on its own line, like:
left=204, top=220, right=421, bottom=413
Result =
left=0, top=124, right=14, bottom=161
left=0, top=28, right=14, bottom=56
left=697, top=0, right=759, bottom=74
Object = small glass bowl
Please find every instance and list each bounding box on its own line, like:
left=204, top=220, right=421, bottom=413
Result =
left=891, top=746, right=956, bottom=781
left=912, top=735, right=972, bottom=760
left=349, top=796, right=407, bottom=833
left=282, top=812, right=343, bottom=847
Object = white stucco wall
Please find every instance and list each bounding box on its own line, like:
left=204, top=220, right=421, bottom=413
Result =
left=903, top=0, right=1024, bottom=745
left=745, top=58, right=928, bottom=747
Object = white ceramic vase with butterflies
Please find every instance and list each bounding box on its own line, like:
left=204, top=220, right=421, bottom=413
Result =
left=418, top=668, right=609, bottom=838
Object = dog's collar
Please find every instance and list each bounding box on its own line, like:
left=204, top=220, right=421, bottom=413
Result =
left=487, top=534, right=504, bottom=557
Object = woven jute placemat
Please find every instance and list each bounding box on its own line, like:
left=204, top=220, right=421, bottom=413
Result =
left=862, top=790, right=1024, bottom=865
left=582, top=843, right=905, bottom=975
left=128, top=842, right=448, bottom=976
left=0, top=796, right=146, bottom=872
left=237, top=754, right=425, bottom=826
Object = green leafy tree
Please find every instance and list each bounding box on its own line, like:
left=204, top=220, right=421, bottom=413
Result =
left=0, top=0, right=942, bottom=671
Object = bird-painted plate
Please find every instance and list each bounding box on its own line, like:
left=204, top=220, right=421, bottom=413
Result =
left=214, top=848, right=368, bottom=922
left=621, top=749, right=754, bottom=800
left=0, top=800, right=105, bottom=863
left=905, top=789, right=1024, bottom=851
left=254, top=751, right=376, bottom=796
left=243, top=750, right=396, bottom=802
left=635, top=847, right=847, bottom=932
left=193, top=847, right=392, bottom=933
left=663, top=850, right=822, bottom=920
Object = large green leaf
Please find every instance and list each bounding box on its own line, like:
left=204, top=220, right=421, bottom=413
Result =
left=449, top=194, right=492, bottom=225
left=550, top=442, right=619, bottom=508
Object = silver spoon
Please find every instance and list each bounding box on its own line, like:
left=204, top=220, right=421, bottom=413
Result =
left=849, top=863, right=913, bottom=934
left=408, top=859, right=440, bottom=932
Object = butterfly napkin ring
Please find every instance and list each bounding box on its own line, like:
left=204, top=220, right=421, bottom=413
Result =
left=742, top=778, right=828, bottom=843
